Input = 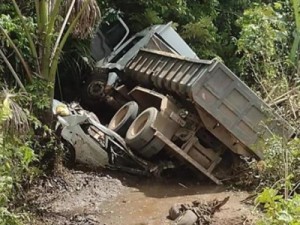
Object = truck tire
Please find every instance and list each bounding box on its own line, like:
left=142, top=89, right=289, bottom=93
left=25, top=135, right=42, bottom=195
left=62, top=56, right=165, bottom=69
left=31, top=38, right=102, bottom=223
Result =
left=108, top=101, right=139, bottom=137
left=138, top=136, right=165, bottom=158
left=125, top=107, right=158, bottom=150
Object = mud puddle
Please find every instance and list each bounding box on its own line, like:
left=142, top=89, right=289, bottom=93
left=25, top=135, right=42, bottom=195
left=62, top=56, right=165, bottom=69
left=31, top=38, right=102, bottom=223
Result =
left=98, top=177, right=256, bottom=225
left=29, top=167, right=257, bottom=225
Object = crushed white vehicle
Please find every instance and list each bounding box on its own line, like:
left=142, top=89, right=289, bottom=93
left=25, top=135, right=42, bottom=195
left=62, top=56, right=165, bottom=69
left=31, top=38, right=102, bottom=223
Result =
left=52, top=100, right=173, bottom=175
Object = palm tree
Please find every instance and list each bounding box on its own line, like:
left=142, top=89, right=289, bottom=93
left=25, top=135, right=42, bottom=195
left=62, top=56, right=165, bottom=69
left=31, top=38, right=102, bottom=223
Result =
left=0, top=0, right=101, bottom=122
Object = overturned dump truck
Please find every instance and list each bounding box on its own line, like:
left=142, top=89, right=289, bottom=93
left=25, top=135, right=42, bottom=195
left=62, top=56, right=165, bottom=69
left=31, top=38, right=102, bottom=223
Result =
left=84, top=21, right=294, bottom=184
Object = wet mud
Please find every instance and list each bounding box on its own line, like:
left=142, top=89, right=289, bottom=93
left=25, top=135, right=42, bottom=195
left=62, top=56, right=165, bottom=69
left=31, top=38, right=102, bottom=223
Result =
left=28, top=166, right=257, bottom=225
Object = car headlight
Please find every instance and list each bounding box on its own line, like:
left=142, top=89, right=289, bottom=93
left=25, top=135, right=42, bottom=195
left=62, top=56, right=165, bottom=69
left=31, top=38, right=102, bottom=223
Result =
left=56, top=105, right=70, bottom=116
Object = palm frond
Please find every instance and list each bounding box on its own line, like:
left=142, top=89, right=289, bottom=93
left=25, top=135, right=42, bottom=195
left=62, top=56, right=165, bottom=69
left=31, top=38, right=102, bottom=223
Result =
left=62, top=0, right=101, bottom=39
left=0, top=89, right=29, bottom=136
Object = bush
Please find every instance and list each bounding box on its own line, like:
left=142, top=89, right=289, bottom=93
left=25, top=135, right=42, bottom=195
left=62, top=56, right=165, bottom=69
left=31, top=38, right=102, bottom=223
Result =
left=252, top=134, right=300, bottom=224
left=0, top=91, right=36, bottom=225
left=255, top=136, right=300, bottom=189
left=256, top=188, right=300, bottom=224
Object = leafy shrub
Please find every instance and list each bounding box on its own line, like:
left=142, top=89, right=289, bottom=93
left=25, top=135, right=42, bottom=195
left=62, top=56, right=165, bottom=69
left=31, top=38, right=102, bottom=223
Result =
left=0, top=92, right=36, bottom=225
left=256, top=188, right=300, bottom=224
left=255, top=136, right=300, bottom=189
left=236, top=2, right=292, bottom=98
left=252, top=134, right=300, bottom=224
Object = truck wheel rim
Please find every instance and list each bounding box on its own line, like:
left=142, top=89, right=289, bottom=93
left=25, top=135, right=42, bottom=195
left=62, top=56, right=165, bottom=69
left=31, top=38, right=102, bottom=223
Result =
left=88, top=81, right=105, bottom=98
left=131, top=113, right=148, bottom=137
left=110, top=105, right=129, bottom=129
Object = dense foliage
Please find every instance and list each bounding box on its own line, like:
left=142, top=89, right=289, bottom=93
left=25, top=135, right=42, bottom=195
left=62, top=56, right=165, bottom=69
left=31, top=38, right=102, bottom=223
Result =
left=256, top=188, right=300, bottom=224
left=98, top=0, right=298, bottom=72
left=0, top=92, right=36, bottom=225
left=0, top=1, right=101, bottom=224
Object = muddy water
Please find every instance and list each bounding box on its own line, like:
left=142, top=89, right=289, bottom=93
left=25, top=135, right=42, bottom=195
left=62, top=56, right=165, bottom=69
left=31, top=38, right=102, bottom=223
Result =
left=30, top=168, right=256, bottom=225
left=98, top=176, right=254, bottom=225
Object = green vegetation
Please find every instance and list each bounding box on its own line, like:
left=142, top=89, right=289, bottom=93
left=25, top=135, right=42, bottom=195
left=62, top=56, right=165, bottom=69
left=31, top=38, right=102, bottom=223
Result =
left=256, top=188, right=300, bottom=224
left=252, top=132, right=300, bottom=224
left=1, top=0, right=300, bottom=224
left=0, top=0, right=100, bottom=121
left=0, top=0, right=101, bottom=224
left=0, top=92, right=36, bottom=225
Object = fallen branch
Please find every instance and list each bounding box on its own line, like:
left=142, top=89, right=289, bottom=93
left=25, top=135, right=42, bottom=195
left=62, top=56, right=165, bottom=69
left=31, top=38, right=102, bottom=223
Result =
left=289, top=95, right=297, bottom=119
left=264, top=84, right=278, bottom=102
left=269, top=94, right=297, bottom=107
left=210, top=196, right=230, bottom=214
left=271, top=86, right=300, bottom=104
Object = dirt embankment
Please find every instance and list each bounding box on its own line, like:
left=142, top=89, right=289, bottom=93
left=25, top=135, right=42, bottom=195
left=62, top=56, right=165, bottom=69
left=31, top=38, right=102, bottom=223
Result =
left=27, top=167, right=257, bottom=225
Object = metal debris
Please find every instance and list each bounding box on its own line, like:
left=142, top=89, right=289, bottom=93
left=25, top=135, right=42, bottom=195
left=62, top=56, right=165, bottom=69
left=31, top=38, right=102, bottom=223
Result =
left=169, top=197, right=230, bottom=225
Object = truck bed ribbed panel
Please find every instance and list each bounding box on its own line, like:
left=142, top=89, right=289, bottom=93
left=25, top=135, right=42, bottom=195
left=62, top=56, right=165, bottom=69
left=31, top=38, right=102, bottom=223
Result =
left=125, top=49, right=212, bottom=97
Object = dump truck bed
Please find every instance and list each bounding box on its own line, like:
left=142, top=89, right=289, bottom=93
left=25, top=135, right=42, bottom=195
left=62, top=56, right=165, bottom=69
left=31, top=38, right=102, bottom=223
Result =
left=124, top=49, right=294, bottom=159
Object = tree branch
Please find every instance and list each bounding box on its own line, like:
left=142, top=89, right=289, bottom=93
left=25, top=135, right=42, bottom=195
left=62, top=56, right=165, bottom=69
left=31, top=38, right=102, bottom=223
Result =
left=49, top=0, right=92, bottom=81
left=11, top=0, right=39, bottom=73
left=50, top=0, right=76, bottom=62
left=0, top=49, right=26, bottom=92
left=0, top=25, right=33, bottom=83
left=39, top=0, right=50, bottom=78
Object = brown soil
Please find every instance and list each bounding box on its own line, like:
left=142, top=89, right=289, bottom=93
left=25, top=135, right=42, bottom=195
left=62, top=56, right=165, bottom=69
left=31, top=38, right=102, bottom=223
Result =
left=27, top=166, right=257, bottom=225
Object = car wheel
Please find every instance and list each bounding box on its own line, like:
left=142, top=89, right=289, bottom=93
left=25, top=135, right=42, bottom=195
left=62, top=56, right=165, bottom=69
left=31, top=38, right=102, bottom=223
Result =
left=108, top=101, right=139, bottom=137
left=81, top=74, right=107, bottom=107
left=125, top=107, right=158, bottom=151
left=62, top=140, right=76, bottom=168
